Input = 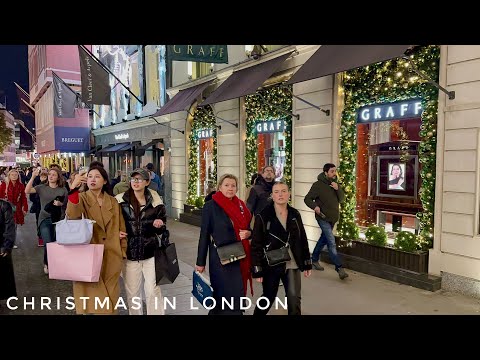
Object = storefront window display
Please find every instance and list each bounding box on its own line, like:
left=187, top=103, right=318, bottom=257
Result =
left=337, top=45, right=440, bottom=250
left=256, top=119, right=287, bottom=181
left=186, top=106, right=217, bottom=205
left=245, top=85, right=292, bottom=188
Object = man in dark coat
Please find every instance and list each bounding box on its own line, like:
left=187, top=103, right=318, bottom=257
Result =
left=304, top=163, right=348, bottom=280
left=246, top=165, right=276, bottom=216
left=0, top=199, right=17, bottom=299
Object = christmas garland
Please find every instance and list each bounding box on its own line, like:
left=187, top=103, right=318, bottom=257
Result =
left=244, top=85, right=293, bottom=188
left=186, top=105, right=217, bottom=205
left=338, top=45, right=440, bottom=250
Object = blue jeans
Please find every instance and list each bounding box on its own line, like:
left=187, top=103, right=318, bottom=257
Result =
left=311, top=219, right=342, bottom=271
left=39, top=218, right=56, bottom=266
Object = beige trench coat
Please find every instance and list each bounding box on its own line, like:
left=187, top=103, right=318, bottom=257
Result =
left=66, top=191, right=127, bottom=314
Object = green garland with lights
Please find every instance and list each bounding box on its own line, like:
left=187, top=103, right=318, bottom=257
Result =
left=245, top=85, right=293, bottom=188
left=187, top=105, right=217, bottom=205
left=338, top=45, right=440, bottom=250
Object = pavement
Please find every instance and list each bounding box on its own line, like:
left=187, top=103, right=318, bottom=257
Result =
left=1, top=209, right=479, bottom=315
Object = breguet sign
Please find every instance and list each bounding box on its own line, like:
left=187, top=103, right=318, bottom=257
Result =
left=167, top=45, right=228, bottom=64
left=357, top=99, right=423, bottom=123
left=256, top=119, right=286, bottom=134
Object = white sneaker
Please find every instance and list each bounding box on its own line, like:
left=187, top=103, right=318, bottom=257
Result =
left=13, top=245, right=18, bottom=249
left=43, top=265, right=49, bottom=275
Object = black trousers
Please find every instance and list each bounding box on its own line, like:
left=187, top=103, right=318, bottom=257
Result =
left=254, top=266, right=302, bottom=316
left=0, top=253, right=17, bottom=300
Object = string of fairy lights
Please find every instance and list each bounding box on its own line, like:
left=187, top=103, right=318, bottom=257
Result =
left=337, top=45, right=440, bottom=250
left=186, top=105, right=217, bottom=205
left=244, top=85, right=293, bottom=188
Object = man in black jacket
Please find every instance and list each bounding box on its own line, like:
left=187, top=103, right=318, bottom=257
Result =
left=304, top=163, right=348, bottom=280
left=246, top=165, right=275, bottom=216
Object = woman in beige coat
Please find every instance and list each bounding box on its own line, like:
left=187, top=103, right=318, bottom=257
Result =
left=67, top=165, right=127, bottom=315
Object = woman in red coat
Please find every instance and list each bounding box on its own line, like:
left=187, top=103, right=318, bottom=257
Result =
left=0, top=169, right=28, bottom=226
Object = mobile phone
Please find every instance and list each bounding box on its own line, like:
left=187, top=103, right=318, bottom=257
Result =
left=55, top=195, right=65, bottom=202
left=78, top=166, right=88, bottom=176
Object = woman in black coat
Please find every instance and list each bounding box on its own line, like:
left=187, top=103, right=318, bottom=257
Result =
left=0, top=199, right=17, bottom=300
left=251, top=181, right=312, bottom=315
left=195, top=174, right=252, bottom=315
left=115, top=168, right=167, bottom=315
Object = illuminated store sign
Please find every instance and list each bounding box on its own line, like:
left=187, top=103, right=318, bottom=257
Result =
left=197, top=129, right=213, bottom=139
left=357, top=99, right=423, bottom=123
left=256, top=119, right=286, bottom=134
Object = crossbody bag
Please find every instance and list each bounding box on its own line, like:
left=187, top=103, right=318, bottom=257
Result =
left=263, top=220, right=291, bottom=266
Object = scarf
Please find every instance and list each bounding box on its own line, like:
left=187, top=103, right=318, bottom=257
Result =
left=212, top=191, right=253, bottom=296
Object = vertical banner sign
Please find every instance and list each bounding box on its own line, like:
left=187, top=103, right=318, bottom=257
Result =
left=53, top=74, right=77, bottom=118
left=78, top=45, right=111, bottom=105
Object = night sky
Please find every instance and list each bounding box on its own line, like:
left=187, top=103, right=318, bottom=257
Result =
left=0, top=45, right=29, bottom=114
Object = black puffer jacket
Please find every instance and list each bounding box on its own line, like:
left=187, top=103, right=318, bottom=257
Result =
left=246, top=176, right=274, bottom=216
left=251, top=202, right=312, bottom=278
left=116, top=188, right=167, bottom=261
left=0, top=199, right=16, bottom=253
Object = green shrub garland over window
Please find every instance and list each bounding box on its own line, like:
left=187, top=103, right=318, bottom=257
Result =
left=338, top=45, right=440, bottom=250
left=244, top=85, right=293, bottom=188
left=187, top=105, right=217, bottom=205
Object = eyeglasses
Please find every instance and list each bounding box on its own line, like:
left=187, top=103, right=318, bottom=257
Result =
left=130, top=178, right=145, bottom=183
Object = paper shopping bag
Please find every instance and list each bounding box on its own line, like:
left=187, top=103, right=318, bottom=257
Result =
left=47, top=243, right=104, bottom=282
left=155, top=242, right=180, bottom=285
left=192, top=271, right=214, bottom=308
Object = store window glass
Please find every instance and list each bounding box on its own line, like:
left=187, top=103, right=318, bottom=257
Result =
left=198, top=131, right=215, bottom=196
left=355, top=99, right=423, bottom=243
left=256, top=119, right=287, bottom=181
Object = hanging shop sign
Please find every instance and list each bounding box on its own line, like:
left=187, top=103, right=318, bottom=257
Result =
left=255, top=119, right=286, bottom=134
left=168, top=45, right=228, bottom=64
left=197, top=128, right=214, bottom=139
left=357, top=99, right=423, bottom=123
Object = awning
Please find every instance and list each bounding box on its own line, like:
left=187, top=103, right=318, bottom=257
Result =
left=117, top=143, right=135, bottom=154
left=286, top=45, right=412, bottom=85
left=152, top=79, right=214, bottom=117
left=200, top=51, right=294, bottom=106
left=96, top=143, right=130, bottom=155
left=87, top=145, right=102, bottom=155
left=134, top=140, right=162, bottom=156
left=95, top=144, right=116, bottom=155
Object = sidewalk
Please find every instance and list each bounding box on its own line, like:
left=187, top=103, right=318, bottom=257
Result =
left=1, top=211, right=479, bottom=315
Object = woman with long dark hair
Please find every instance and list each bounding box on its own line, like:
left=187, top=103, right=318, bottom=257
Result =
left=67, top=165, right=127, bottom=315
left=25, top=167, right=68, bottom=274
left=115, top=168, right=167, bottom=315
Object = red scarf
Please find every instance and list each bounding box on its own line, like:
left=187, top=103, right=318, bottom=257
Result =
left=212, top=191, right=253, bottom=296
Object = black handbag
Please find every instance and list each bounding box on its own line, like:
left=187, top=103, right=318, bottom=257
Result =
left=154, top=229, right=180, bottom=285
left=215, top=241, right=246, bottom=266
left=264, top=228, right=291, bottom=266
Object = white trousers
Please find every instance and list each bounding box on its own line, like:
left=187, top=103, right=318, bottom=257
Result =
left=123, top=257, right=165, bottom=315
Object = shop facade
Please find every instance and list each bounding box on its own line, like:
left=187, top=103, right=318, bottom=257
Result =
left=92, top=119, right=169, bottom=203
left=164, top=44, right=480, bottom=297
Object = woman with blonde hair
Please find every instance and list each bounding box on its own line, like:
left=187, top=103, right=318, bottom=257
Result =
left=0, top=169, right=28, bottom=227
left=195, top=174, right=252, bottom=315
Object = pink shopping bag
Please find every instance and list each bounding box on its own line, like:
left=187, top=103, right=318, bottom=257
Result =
left=47, top=243, right=104, bottom=282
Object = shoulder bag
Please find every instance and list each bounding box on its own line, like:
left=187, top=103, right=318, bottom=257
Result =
left=263, top=220, right=291, bottom=266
